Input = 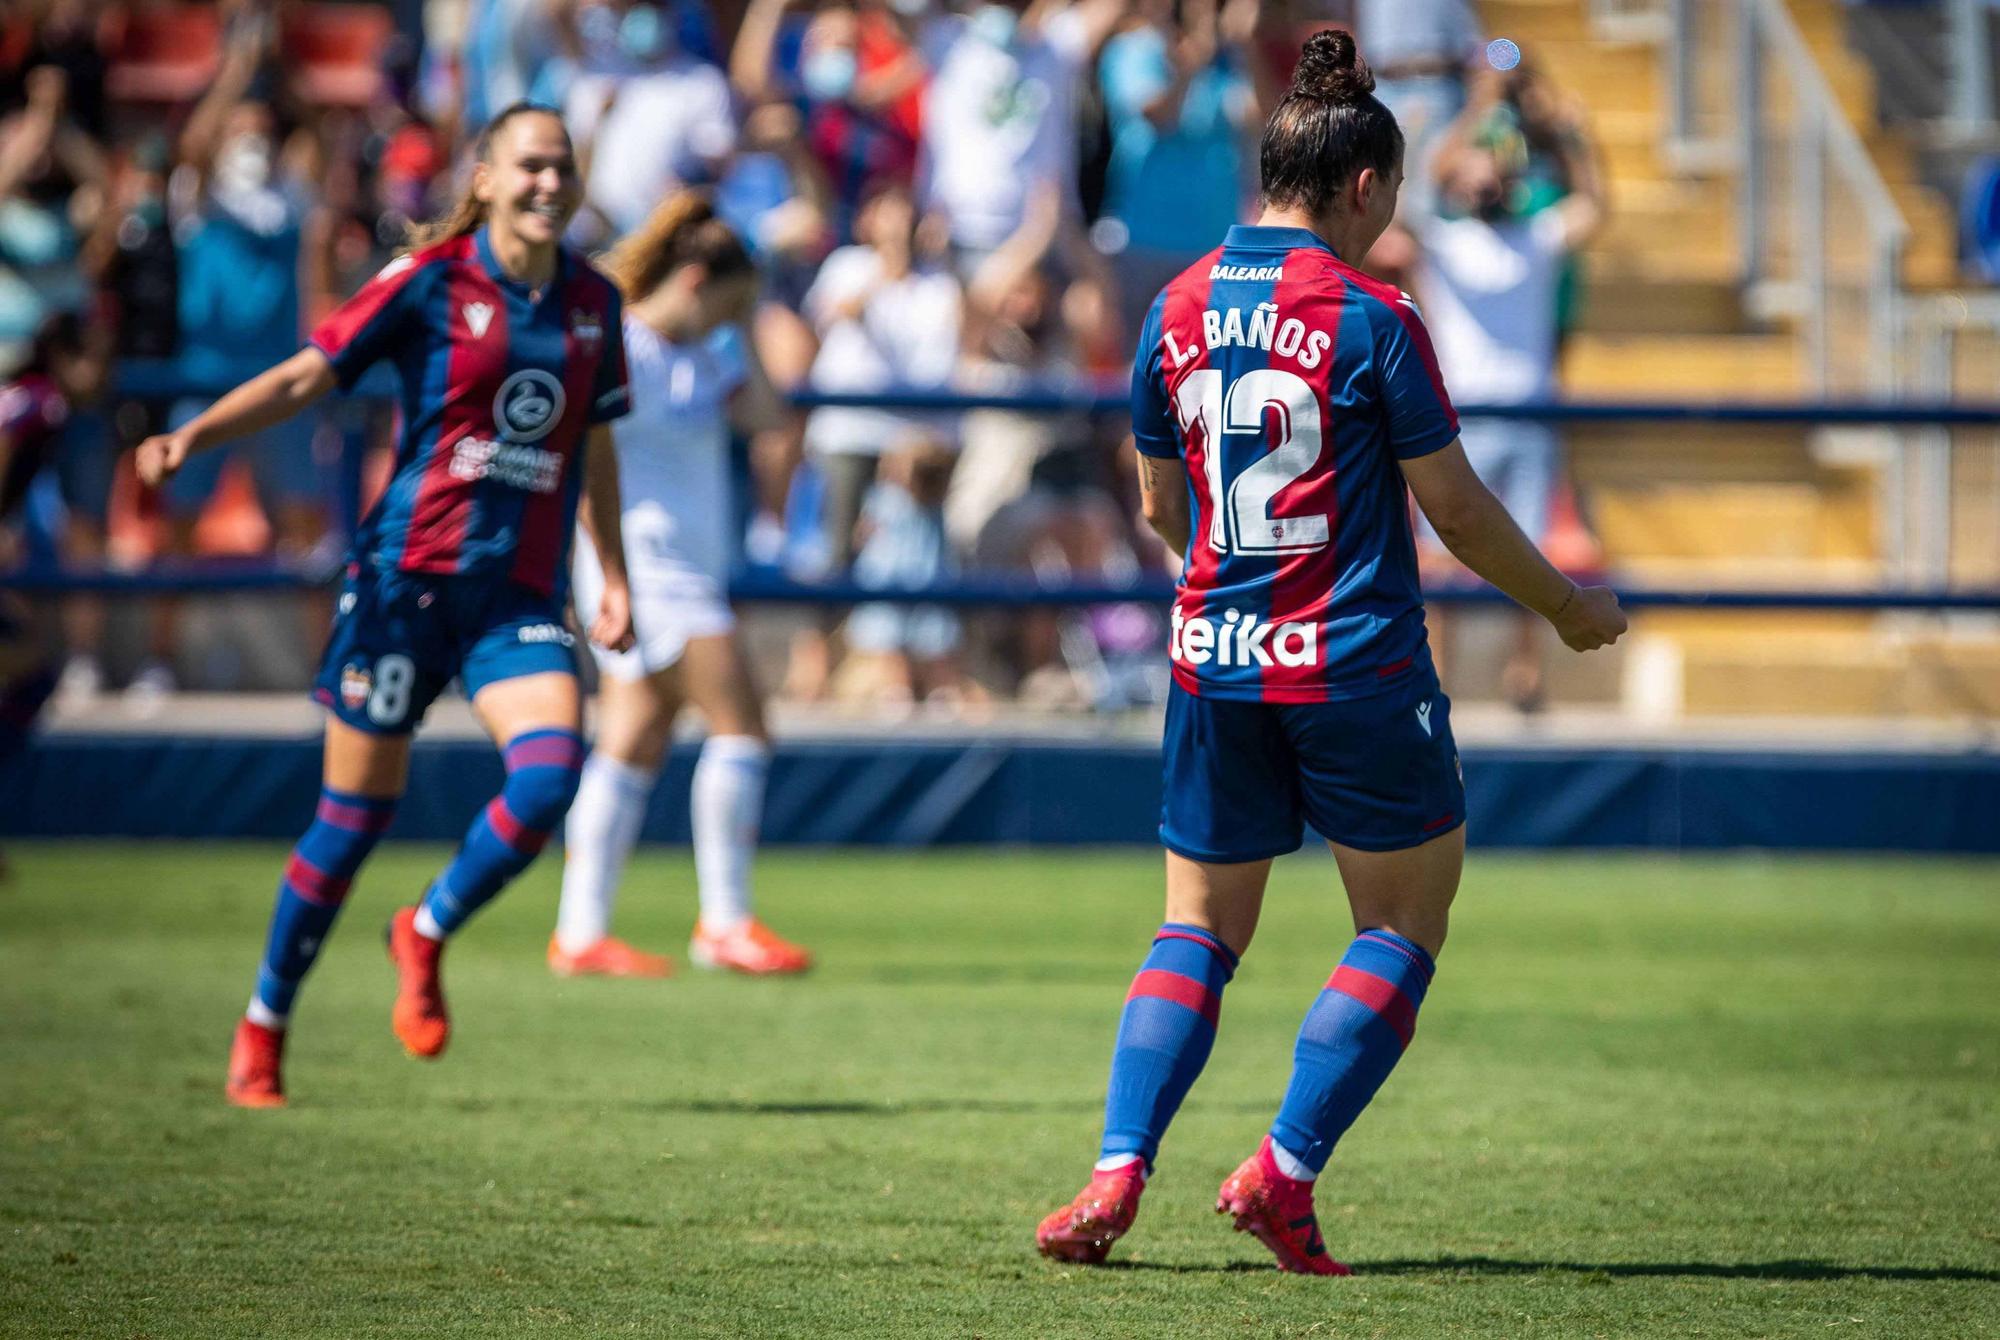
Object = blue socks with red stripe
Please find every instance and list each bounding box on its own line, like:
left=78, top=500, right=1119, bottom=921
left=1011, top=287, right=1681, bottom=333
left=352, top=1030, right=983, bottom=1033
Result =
left=1098, top=923, right=1239, bottom=1169
left=417, top=729, right=584, bottom=938
left=251, top=787, right=399, bottom=1021
left=1269, top=928, right=1436, bottom=1177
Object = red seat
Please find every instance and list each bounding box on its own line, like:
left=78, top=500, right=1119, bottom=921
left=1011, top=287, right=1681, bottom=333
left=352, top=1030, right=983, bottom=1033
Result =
left=103, top=5, right=222, bottom=105
left=282, top=3, right=395, bottom=108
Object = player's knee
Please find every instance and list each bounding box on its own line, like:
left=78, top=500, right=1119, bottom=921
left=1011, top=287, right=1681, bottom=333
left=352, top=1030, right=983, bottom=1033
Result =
left=505, top=761, right=583, bottom=830
left=501, top=731, right=586, bottom=829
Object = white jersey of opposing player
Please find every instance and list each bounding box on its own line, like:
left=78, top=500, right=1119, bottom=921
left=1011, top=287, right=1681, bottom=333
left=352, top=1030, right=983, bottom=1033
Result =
left=573, top=314, right=746, bottom=677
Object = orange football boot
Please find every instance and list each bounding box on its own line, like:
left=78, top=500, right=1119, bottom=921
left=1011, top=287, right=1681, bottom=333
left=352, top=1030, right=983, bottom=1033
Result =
left=687, top=918, right=812, bottom=975
left=1036, top=1163, right=1147, bottom=1264
left=385, top=906, right=450, bottom=1058
left=547, top=935, right=674, bottom=978
left=1215, top=1137, right=1351, bottom=1275
left=224, top=1017, right=287, bottom=1108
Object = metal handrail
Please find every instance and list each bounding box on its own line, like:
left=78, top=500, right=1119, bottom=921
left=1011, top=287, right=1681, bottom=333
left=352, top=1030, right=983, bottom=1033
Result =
left=1632, top=0, right=1911, bottom=393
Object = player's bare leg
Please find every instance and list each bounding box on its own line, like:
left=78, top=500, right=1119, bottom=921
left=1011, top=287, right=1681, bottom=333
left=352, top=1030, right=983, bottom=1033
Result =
left=552, top=666, right=680, bottom=977
left=681, top=633, right=807, bottom=974
left=229, top=719, right=409, bottom=1107
left=1219, top=827, right=1466, bottom=1272
left=1039, top=854, right=1273, bottom=1263
left=393, top=673, right=585, bottom=1057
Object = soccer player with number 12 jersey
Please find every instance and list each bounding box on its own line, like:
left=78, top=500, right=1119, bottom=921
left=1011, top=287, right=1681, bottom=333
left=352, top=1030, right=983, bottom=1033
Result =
left=1037, top=32, right=1628, bottom=1273
left=137, top=104, right=636, bottom=1108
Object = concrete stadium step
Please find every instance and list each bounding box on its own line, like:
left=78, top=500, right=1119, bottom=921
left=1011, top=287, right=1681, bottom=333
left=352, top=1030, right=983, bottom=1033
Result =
left=1560, top=333, right=1806, bottom=395
left=1588, top=477, right=1877, bottom=563
left=1578, top=270, right=1747, bottom=336
left=1626, top=619, right=2000, bottom=717
left=1566, top=422, right=1820, bottom=485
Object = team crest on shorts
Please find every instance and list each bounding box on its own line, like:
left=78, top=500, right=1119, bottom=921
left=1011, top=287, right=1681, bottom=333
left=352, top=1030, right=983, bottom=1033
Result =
left=340, top=663, right=373, bottom=711
left=570, top=307, right=603, bottom=346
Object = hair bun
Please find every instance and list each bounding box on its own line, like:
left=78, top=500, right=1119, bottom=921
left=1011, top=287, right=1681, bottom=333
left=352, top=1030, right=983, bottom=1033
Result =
left=1292, top=29, right=1375, bottom=104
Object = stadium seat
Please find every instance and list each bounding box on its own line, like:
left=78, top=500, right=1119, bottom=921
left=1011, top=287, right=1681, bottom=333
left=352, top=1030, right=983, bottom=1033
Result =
left=282, top=4, right=395, bottom=108
left=102, top=5, right=222, bottom=105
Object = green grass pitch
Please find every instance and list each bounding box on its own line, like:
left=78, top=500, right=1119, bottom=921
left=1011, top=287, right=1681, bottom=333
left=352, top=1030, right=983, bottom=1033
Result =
left=2, top=843, right=1997, bottom=1337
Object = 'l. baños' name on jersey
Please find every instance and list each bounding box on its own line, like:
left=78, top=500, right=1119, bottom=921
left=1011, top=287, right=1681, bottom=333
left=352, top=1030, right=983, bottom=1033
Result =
left=1162, top=299, right=1335, bottom=371
left=1169, top=607, right=1319, bottom=669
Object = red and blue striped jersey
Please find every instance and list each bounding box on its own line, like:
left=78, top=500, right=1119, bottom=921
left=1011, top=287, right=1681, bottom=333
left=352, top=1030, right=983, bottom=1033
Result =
left=309, top=231, right=630, bottom=597
left=1132, top=225, right=1459, bottom=702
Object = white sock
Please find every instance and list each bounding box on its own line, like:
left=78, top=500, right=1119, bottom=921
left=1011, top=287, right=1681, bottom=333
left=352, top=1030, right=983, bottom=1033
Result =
left=1270, top=1141, right=1317, bottom=1182
left=1094, top=1153, right=1147, bottom=1178
left=555, top=753, right=658, bottom=954
left=412, top=903, right=446, bottom=941
left=691, top=735, right=767, bottom=933
left=245, top=997, right=286, bottom=1030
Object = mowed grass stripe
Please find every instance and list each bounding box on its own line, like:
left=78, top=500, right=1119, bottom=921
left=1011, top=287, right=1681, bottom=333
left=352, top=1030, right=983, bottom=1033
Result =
left=1, top=845, right=1995, bottom=1338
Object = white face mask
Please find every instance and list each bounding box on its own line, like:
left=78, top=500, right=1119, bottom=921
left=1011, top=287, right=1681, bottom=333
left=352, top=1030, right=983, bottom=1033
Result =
left=214, top=134, right=275, bottom=195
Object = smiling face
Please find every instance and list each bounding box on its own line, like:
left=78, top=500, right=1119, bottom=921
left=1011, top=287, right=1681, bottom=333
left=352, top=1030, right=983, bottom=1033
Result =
left=475, top=111, right=580, bottom=253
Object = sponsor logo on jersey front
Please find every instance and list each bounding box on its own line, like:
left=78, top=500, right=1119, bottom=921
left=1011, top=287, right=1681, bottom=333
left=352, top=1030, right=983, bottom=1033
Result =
left=1169, top=606, right=1319, bottom=670
left=493, top=368, right=565, bottom=443
left=463, top=301, right=495, bottom=338
left=448, top=436, right=564, bottom=492
left=570, top=307, right=602, bottom=346
left=340, top=662, right=373, bottom=710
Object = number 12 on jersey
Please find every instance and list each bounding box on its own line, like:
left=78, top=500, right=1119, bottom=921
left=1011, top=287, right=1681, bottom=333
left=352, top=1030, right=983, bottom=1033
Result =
left=1173, top=368, right=1331, bottom=557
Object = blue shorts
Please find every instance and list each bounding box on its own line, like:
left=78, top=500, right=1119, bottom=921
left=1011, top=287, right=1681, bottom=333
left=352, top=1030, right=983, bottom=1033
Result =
left=1160, top=671, right=1466, bottom=861
left=312, top=566, right=578, bottom=735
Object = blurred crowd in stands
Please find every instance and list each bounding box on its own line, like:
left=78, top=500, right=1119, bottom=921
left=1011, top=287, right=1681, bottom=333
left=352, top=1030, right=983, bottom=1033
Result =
left=1, top=0, right=1606, bottom=712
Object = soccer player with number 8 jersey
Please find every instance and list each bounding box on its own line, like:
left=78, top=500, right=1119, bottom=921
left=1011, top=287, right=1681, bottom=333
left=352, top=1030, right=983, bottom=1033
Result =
left=135, top=104, right=636, bottom=1108
left=1036, top=32, right=1628, bottom=1273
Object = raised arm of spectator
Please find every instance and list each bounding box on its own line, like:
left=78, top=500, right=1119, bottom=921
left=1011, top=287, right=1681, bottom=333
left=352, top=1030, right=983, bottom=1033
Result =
left=961, top=180, right=1064, bottom=353
left=1549, top=103, right=1607, bottom=251
left=0, top=69, right=67, bottom=203
left=178, top=28, right=263, bottom=176
left=1127, top=0, right=1215, bottom=133
left=1064, top=0, right=1139, bottom=59
left=731, top=0, right=800, bottom=102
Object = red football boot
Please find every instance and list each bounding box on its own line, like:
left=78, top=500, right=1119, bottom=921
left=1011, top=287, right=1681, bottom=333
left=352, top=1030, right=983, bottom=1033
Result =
left=547, top=935, right=674, bottom=978
left=1215, top=1137, right=1352, bottom=1275
left=688, top=918, right=813, bottom=975
left=386, top=906, right=450, bottom=1058
left=1036, top=1162, right=1147, bottom=1264
left=224, top=1017, right=286, bottom=1108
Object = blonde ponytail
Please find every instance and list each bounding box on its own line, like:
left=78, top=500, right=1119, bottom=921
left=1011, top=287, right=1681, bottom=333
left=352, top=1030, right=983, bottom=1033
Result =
left=599, top=190, right=753, bottom=301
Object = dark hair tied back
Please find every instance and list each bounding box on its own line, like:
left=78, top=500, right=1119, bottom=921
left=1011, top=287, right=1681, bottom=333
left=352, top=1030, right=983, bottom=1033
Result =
left=1257, top=29, right=1402, bottom=219
left=1290, top=29, right=1375, bottom=105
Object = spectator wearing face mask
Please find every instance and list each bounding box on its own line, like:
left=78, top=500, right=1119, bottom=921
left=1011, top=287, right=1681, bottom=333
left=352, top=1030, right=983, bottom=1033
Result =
left=562, top=0, right=737, bottom=242
left=732, top=0, right=927, bottom=245
left=1096, top=0, right=1264, bottom=338
left=1414, top=65, right=1604, bottom=712
left=917, top=0, right=1134, bottom=265
left=135, top=23, right=334, bottom=702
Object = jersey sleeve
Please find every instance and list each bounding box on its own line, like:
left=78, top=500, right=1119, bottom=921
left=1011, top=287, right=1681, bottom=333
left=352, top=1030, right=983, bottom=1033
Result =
left=1129, top=290, right=1178, bottom=459
left=309, top=253, right=429, bottom=391
left=589, top=290, right=632, bottom=425
left=1371, top=292, right=1460, bottom=460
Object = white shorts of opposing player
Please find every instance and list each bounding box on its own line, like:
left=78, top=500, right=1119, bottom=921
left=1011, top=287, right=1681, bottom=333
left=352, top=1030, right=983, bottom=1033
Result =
left=555, top=314, right=766, bottom=954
